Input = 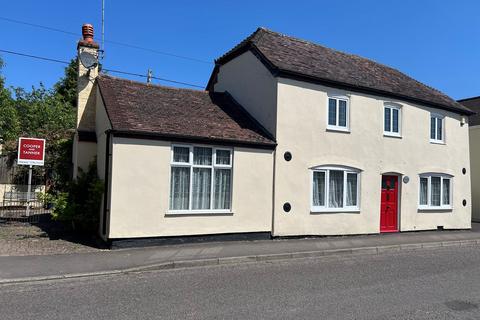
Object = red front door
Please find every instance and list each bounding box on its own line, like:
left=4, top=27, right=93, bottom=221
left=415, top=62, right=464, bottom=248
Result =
left=380, top=175, right=399, bottom=233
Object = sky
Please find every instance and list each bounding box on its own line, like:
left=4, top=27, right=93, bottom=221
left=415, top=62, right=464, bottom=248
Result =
left=0, top=0, right=479, bottom=99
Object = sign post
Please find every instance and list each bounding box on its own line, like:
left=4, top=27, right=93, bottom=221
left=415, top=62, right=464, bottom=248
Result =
left=17, top=138, right=46, bottom=216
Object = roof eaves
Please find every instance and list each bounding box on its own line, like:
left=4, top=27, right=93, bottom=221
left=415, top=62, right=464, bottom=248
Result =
left=275, top=69, right=475, bottom=116
left=110, top=129, right=277, bottom=150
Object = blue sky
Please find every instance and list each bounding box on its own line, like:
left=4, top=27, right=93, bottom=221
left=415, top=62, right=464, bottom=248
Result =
left=1, top=0, right=479, bottom=99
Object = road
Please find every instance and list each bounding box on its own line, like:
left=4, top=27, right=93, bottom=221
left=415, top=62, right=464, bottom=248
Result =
left=1, top=246, right=480, bottom=319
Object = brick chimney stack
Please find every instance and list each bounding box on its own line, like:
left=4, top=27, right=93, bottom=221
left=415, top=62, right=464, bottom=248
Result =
left=73, top=24, right=100, bottom=178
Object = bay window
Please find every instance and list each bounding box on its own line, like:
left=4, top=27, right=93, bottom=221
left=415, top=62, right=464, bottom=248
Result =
left=312, top=166, right=360, bottom=212
left=419, top=174, right=452, bottom=209
left=169, top=145, right=232, bottom=212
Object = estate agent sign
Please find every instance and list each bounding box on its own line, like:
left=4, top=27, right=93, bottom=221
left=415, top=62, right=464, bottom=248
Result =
left=17, top=137, right=46, bottom=166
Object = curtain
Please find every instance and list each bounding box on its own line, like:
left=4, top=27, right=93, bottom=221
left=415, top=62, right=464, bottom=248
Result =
left=431, top=177, right=441, bottom=206
left=192, top=168, right=211, bottom=209
left=169, top=167, right=190, bottom=210
left=338, top=100, right=347, bottom=127
left=312, top=171, right=325, bottom=206
left=328, top=98, right=337, bottom=126
left=173, top=147, right=189, bottom=163
left=420, top=177, right=428, bottom=205
left=329, top=170, right=344, bottom=208
left=384, top=107, right=391, bottom=132
left=214, top=169, right=231, bottom=209
left=193, top=147, right=212, bottom=165
left=442, top=179, right=450, bottom=205
left=346, top=173, right=357, bottom=206
left=216, top=150, right=231, bottom=165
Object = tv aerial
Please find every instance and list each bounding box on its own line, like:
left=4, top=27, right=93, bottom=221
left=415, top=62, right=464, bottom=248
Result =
left=79, top=49, right=98, bottom=69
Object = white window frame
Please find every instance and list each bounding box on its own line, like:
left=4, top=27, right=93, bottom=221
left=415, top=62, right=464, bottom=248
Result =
left=311, top=166, right=360, bottom=213
left=326, top=95, right=350, bottom=132
left=418, top=173, right=452, bottom=210
left=169, top=144, right=233, bottom=214
left=430, top=113, right=445, bottom=144
left=383, top=104, right=402, bottom=137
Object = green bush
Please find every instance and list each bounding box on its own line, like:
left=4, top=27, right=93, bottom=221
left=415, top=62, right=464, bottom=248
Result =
left=43, top=161, right=104, bottom=234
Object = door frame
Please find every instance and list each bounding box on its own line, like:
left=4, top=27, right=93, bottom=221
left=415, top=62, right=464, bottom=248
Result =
left=380, top=173, right=402, bottom=233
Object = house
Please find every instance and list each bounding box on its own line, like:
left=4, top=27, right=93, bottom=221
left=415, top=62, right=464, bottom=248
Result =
left=73, top=24, right=473, bottom=243
left=458, top=96, right=480, bottom=222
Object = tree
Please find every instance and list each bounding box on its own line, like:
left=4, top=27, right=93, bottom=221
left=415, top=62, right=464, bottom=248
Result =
left=54, top=59, right=78, bottom=108
left=0, top=56, right=78, bottom=192
left=0, top=57, right=19, bottom=143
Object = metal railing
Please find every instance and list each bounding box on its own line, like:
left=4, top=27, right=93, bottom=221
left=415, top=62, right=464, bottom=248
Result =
left=0, top=191, right=50, bottom=223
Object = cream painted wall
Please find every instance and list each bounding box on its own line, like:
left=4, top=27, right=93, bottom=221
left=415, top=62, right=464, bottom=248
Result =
left=273, top=77, right=471, bottom=236
left=72, top=136, right=96, bottom=178
left=214, top=51, right=278, bottom=137
left=470, top=126, right=480, bottom=222
left=107, top=137, right=273, bottom=239
left=95, top=86, right=112, bottom=179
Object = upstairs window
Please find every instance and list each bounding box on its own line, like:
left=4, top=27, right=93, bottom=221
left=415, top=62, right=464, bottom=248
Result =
left=419, top=174, right=452, bottom=210
left=312, top=166, right=360, bottom=212
left=327, top=96, right=349, bottom=131
left=169, top=145, right=232, bottom=213
left=384, top=104, right=401, bottom=137
left=430, top=114, right=444, bottom=143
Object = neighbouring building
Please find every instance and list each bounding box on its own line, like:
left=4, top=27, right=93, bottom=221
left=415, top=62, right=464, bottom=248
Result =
left=73, top=24, right=473, bottom=243
left=458, top=96, right=480, bottom=222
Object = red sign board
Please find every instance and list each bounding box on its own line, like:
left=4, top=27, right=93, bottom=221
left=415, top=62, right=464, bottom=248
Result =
left=17, top=137, right=46, bottom=166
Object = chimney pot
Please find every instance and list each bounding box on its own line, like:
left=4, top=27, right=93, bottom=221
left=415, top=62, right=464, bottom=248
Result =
left=82, top=24, right=94, bottom=43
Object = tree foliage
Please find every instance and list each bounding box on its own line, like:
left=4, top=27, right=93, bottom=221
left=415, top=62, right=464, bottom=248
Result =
left=0, top=55, right=77, bottom=192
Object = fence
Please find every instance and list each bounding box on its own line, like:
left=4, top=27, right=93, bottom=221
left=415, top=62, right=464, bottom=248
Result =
left=0, top=156, right=50, bottom=223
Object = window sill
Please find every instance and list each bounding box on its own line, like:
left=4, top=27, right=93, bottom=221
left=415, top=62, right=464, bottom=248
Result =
left=326, top=127, right=350, bottom=133
left=418, top=207, right=452, bottom=212
left=311, top=208, right=360, bottom=214
left=166, top=210, right=233, bottom=216
left=384, top=133, right=402, bottom=139
left=430, top=140, right=445, bottom=145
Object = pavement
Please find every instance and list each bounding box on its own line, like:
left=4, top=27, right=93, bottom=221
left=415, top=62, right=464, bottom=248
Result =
left=1, top=224, right=480, bottom=283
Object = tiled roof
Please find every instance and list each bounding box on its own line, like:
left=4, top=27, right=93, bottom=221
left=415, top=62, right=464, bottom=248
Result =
left=458, top=96, right=480, bottom=126
left=97, top=75, right=275, bottom=148
left=213, top=28, right=473, bottom=115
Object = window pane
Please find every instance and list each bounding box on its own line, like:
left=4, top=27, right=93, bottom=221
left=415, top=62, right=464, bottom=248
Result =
left=169, top=167, right=190, bottom=210
left=392, top=109, right=399, bottom=133
left=216, top=150, right=231, bottom=165
left=313, top=171, right=326, bottom=206
left=431, top=177, right=441, bottom=206
left=328, top=98, right=337, bottom=126
left=329, top=170, right=344, bottom=208
left=193, top=147, right=212, bottom=165
left=214, top=169, right=231, bottom=209
left=443, top=178, right=450, bottom=205
left=384, top=107, right=391, bottom=132
left=437, top=118, right=443, bottom=141
left=173, top=146, right=190, bottom=163
left=430, top=117, right=436, bottom=140
left=419, top=177, right=428, bottom=205
left=192, top=168, right=212, bottom=209
left=338, top=100, right=347, bottom=127
left=346, top=173, right=357, bottom=206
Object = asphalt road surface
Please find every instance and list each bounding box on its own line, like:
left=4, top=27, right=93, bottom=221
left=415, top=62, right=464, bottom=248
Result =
left=1, top=246, right=480, bottom=319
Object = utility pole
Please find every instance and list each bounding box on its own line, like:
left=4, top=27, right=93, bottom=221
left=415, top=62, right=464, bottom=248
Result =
left=101, top=0, right=105, bottom=59
left=147, top=69, right=153, bottom=84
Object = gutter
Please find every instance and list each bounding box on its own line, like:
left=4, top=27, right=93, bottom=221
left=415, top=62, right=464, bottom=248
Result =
left=109, top=129, right=277, bottom=150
